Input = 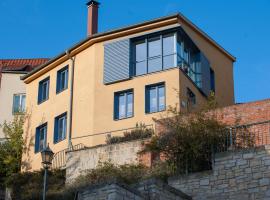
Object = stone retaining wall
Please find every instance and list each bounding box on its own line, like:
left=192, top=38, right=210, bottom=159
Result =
left=66, top=139, right=149, bottom=182
left=169, top=145, right=270, bottom=200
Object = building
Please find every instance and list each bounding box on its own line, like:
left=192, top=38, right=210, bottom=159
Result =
left=0, top=59, right=48, bottom=141
left=21, top=1, right=235, bottom=171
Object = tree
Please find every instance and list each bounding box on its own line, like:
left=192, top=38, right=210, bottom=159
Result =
left=0, top=115, right=25, bottom=185
left=141, top=98, right=228, bottom=174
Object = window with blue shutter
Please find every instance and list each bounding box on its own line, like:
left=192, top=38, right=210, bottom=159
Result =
left=145, top=83, right=165, bottom=113
left=114, top=90, right=133, bottom=120
left=54, top=112, right=67, bottom=144
left=104, top=39, right=131, bottom=84
left=35, top=123, right=47, bottom=153
left=56, top=66, right=68, bottom=93
left=38, top=77, right=50, bottom=104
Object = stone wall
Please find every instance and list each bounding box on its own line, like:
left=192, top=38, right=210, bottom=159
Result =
left=169, top=145, right=270, bottom=200
left=66, top=139, right=150, bottom=182
left=77, top=179, right=191, bottom=200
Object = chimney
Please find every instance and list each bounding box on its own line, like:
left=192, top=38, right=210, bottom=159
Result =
left=86, top=0, right=100, bottom=37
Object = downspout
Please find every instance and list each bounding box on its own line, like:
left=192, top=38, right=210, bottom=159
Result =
left=65, top=50, right=75, bottom=149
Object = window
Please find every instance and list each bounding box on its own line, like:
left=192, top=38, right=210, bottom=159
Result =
left=146, top=83, right=165, bottom=113
left=54, top=112, right=67, bottom=144
left=13, top=94, right=26, bottom=114
left=38, top=77, right=50, bottom=104
left=187, top=88, right=196, bottom=106
left=210, top=68, right=215, bottom=92
left=56, top=66, right=68, bottom=93
left=134, top=33, right=176, bottom=76
left=114, top=90, right=133, bottom=120
left=35, top=123, right=47, bottom=153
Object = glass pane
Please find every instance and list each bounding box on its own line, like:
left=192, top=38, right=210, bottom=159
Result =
left=127, top=93, right=133, bottom=117
left=148, top=57, right=162, bottom=73
left=148, top=37, right=161, bottom=58
left=163, top=55, right=176, bottom=69
left=149, top=87, right=157, bottom=113
left=183, top=48, right=189, bottom=63
left=158, top=86, right=165, bottom=111
left=61, top=71, right=66, bottom=90
left=118, top=94, right=126, bottom=119
left=135, top=40, right=146, bottom=62
left=163, top=34, right=175, bottom=56
left=13, top=95, right=20, bottom=113
left=59, top=118, right=64, bottom=140
left=21, top=95, right=26, bottom=112
left=136, top=61, right=147, bottom=75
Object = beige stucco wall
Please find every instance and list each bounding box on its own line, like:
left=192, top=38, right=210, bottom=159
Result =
left=22, top=19, right=235, bottom=171
left=0, top=72, right=26, bottom=138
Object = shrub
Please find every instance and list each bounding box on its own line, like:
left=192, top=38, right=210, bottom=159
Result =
left=106, top=123, right=153, bottom=144
left=141, top=105, right=229, bottom=174
left=5, top=169, right=71, bottom=200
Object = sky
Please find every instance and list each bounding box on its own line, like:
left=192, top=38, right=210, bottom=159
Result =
left=0, top=0, right=269, bottom=103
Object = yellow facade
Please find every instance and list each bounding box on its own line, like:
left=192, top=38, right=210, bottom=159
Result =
left=22, top=15, right=235, bottom=171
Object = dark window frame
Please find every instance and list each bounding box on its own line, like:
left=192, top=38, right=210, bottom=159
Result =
left=54, top=112, right=67, bottom=144
left=187, top=88, right=196, bottom=106
left=114, top=89, right=134, bottom=120
left=56, top=65, right=69, bottom=94
left=38, top=77, right=50, bottom=104
left=145, top=82, right=166, bottom=114
left=210, top=68, right=215, bottom=93
left=35, top=123, right=47, bottom=153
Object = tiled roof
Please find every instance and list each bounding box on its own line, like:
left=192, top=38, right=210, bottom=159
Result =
left=0, top=58, right=49, bottom=72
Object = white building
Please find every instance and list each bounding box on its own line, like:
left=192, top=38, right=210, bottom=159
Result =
left=0, top=59, right=48, bottom=141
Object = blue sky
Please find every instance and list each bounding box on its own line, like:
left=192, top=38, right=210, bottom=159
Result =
left=0, top=0, right=269, bottom=103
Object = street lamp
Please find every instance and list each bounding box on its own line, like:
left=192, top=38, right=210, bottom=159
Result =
left=41, top=144, right=54, bottom=200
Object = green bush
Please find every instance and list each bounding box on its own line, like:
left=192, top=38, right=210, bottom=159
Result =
left=106, top=123, right=153, bottom=144
left=5, top=169, right=73, bottom=200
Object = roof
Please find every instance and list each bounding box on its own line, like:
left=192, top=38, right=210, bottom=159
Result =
left=21, top=13, right=236, bottom=82
left=0, top=58, right=49, bottom=72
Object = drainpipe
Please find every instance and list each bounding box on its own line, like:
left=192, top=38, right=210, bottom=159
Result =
left=66, top=50, right=75, bottom=149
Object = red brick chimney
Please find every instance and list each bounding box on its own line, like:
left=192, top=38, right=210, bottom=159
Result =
left=86, top=0, right=100, bottom=37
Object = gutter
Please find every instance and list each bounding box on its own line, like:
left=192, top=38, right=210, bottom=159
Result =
left=65, top=50, right=75, bottom=149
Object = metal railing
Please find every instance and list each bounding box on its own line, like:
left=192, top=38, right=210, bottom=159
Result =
left=215, top=120, right=270, bottom=153
left=51, top=143, right=85, bottom=169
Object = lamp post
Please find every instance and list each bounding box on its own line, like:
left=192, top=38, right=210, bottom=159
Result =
left=41, top=144, right=54, bottom=200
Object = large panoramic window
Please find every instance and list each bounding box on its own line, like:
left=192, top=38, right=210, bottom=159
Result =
left=54, top=112, right=67, bottom=144
left=134, top=33, right=177, bottom=76
left=38, top=77, right=50, bottom=104
left=12, top=93, right=26, bottom=114
left=146, top=83, right=165, bottom=113
left=56, top=66, right=68, bottom=93
left=35, top=123, right=47, bottom=153
left=114, top=90, right=133, bottom=120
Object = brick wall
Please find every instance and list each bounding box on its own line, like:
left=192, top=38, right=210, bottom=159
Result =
left=169, top=145, right=270, bottom=200
left=214, top=98, right=270, bottom=126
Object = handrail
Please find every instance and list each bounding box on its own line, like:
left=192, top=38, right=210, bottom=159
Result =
left=71, top=124, right=154, bottom=140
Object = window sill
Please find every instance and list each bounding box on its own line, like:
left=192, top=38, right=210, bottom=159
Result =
left=38, top=98, right=49, bottom=105
left=114, top=115, right=134, bottom=121
left=53, top=138, right=66, bottom=145
left=56, top=87, right=68, bottom=95
left=145, top=109, right=166, bottom=115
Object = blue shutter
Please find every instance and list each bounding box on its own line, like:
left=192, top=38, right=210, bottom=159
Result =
left=200, top=53, right=211, bottom=96
left=145, top=87, right=150, bottom=113
left=104, top=39, right=131, bottom=84
left=35, top=128, right=40, bottom=153
left=114, top=94, right=119, bottom=120
left=56, top=71, right=60, bottom=93
left=54, top=117, right=58, bottom=144
left=38, top=83, right=42, bottom=103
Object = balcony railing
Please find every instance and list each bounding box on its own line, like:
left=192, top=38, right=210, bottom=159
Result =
left=51, top=143, right=85, bottom=169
